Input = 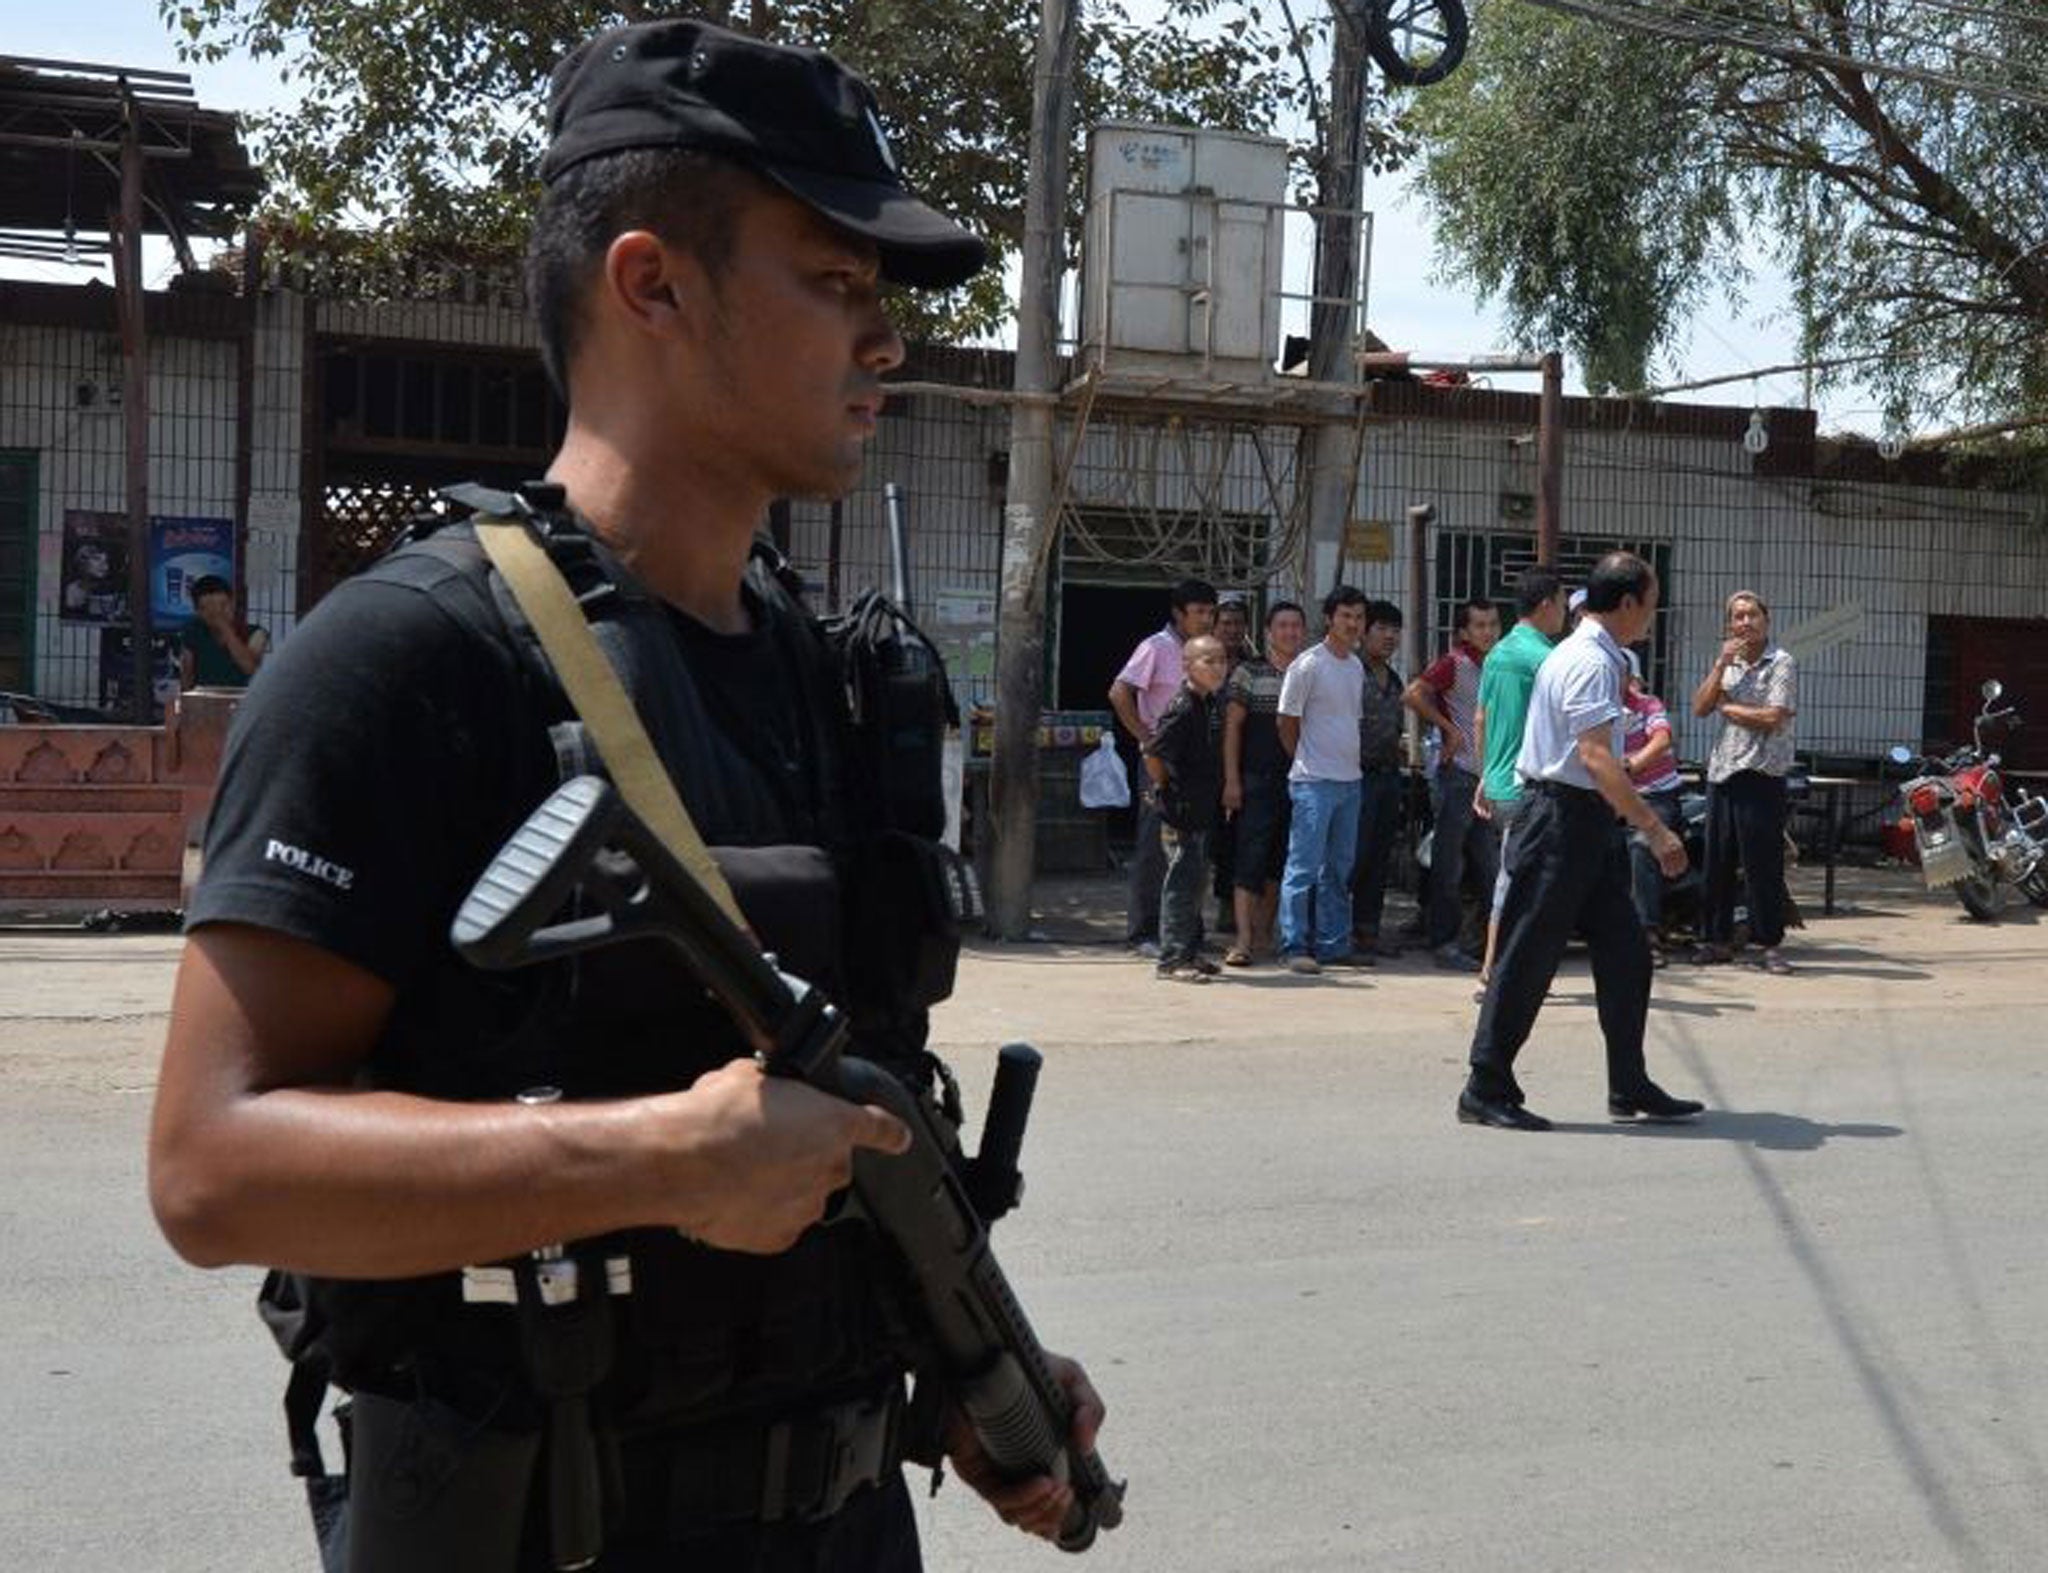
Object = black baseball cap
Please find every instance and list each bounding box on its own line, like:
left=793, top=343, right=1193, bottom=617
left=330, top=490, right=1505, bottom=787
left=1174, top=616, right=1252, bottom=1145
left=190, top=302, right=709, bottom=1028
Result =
left=540, top=20, right=987, bottom=290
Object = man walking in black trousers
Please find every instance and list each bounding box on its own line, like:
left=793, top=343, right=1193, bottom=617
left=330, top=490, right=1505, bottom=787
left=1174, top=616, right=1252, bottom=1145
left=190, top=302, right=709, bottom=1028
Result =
left=1460, top=553, right=1703, bottom=1132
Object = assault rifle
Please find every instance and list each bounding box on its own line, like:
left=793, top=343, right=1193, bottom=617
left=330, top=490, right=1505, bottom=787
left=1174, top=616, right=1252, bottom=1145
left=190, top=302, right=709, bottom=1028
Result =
left=450, top=774, right=1124, bottom=1555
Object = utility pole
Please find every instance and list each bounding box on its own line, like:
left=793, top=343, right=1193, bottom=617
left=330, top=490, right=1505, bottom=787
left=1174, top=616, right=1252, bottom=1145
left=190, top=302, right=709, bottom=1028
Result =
left=115, top=84, right=154, bottom=723
left=986, top=0, right=1080, bottom=939
left=1296, top=10, right=1372, bottom=593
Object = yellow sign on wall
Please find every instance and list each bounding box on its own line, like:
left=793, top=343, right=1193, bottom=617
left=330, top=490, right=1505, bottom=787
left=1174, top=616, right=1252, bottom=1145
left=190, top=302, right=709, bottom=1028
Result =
left=1343, top=519, right=1393, bottom=563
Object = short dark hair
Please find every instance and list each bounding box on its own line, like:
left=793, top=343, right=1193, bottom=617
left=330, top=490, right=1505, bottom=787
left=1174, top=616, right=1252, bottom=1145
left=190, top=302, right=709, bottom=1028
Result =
left=188, top=574, right=231, bottom=603
left=525, top=148, right=758, bottom=398
left=1322, top=584, right=1367, bottom=620
left=1584, top=551, right=1657, bottom=612
left=1265, top=599, right=1305, bottom=627
left=1514, top=569, right=1563, bottom=617
left=1454, top=596, right=1497, bottom=631
left=1170, top=578, right=1219, bottom=612
left=1365, top=598, right=1404, bottom=632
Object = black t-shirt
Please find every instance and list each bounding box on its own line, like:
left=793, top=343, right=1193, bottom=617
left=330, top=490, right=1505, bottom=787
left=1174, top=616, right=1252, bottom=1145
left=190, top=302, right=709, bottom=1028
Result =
left=188, top=556, right=552, bottom=985
left=1145, top=684, right=1224, bottom=831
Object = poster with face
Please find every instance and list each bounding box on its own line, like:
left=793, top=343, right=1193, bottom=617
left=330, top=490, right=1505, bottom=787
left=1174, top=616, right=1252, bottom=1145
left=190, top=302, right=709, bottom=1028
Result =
left=60, top=510, right=131, bottom=624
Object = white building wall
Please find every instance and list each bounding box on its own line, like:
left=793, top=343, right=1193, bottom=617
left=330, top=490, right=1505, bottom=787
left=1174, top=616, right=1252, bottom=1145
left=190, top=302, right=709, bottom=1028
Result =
left=0, top=321, right=239, bottom=707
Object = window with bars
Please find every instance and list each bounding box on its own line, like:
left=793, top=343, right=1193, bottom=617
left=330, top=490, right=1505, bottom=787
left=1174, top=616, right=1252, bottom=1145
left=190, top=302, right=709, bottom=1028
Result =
left=1433, top=529, right=1675, bottom=698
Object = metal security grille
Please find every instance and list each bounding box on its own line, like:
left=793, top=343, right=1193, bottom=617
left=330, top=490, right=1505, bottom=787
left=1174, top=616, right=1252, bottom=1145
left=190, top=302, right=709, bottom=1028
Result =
left=1433, top=528, right=1675, bottom=696
left=310, top=480, right=440, bottom=603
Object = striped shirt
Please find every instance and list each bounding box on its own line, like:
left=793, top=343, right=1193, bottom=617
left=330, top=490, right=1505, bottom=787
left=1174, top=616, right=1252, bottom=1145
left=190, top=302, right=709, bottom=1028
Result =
left=1516, top=620, right=1629, bottom=790
left=1225, top=657, right=1290, bottom=779
left=1419, top=641, right=1487, bottom=776
left=1623, top=691, right=1681, bottom=795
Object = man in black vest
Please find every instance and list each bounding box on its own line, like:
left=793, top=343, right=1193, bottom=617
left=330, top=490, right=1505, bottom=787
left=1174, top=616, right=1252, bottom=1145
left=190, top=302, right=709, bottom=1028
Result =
left=149, top=20, right=1100, bottom=1570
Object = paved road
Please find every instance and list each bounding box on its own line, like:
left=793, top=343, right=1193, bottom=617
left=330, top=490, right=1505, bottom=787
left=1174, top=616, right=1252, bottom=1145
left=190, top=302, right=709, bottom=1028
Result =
left=5, top=869, right=2047, bottom=1570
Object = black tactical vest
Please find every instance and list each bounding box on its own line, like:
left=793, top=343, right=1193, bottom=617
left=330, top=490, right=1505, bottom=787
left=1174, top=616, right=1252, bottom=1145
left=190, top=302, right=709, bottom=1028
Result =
left=283, top=502, right=941, bottom=1438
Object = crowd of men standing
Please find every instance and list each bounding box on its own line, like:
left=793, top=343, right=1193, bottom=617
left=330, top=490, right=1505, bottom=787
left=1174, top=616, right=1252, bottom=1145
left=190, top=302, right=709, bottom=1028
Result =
left=1107, top=563, right=1803, bottom=1121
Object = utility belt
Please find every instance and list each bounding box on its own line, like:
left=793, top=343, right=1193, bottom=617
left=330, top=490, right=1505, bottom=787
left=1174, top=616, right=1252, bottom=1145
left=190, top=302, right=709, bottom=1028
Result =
left=617, top=1385, right=906, bottom=1531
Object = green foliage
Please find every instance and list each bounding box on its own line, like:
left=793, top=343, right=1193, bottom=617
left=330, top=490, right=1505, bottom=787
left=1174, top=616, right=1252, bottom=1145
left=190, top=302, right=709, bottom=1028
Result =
left=164, top=0, right=1403, bottom=344
left=1410, top=0, right=2048, bottom=424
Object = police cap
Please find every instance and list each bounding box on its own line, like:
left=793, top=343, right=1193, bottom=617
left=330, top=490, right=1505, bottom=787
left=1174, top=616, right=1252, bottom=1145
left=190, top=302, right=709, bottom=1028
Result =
left=541, top=19, right=988, bottom=290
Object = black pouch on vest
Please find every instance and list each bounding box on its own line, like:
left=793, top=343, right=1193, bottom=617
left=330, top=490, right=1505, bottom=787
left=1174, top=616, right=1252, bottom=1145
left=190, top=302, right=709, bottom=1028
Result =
left=712, top=844, right=843, bottom=999
left=345, top=1389, right=541, bottom=1573
left=828, top=591, right=957, bottom=841
left=842, top=831, right=983, bottom=1012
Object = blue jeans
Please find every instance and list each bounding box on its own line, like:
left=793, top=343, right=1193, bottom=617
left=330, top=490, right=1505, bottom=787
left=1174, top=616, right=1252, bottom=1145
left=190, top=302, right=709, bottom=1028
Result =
left=1280, top=777, right=1362, bottom=959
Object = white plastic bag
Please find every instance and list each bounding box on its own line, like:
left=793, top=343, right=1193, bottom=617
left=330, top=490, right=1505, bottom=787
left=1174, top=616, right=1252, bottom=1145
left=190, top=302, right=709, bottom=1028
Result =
left=1078, top=733, right=1132, bottom=810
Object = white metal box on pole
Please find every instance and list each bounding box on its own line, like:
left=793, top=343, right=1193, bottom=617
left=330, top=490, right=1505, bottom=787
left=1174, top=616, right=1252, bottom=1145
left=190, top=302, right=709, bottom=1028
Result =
left=1078, top=123, right=1289, bottom=384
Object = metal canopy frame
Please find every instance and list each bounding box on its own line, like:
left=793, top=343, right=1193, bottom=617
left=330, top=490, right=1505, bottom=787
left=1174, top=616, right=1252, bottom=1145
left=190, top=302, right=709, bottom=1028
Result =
left=0, top=54, right=259, bottom=265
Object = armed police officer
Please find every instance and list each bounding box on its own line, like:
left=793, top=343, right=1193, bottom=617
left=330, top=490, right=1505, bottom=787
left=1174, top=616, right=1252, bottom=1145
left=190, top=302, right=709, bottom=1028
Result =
left=148, top=20, right=1102, bottom=1571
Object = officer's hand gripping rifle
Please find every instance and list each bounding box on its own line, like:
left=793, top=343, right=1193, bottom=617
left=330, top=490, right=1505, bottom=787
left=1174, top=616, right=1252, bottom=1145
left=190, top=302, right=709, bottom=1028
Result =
left=450, top=774, right=1125, bottom=1552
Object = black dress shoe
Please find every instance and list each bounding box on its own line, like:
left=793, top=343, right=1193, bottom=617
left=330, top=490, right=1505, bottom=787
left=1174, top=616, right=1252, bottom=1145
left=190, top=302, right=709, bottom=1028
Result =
left=1608, top=1085, right=1705, bottom=1122
left=1457, top=1088, right=1553, bottom=1131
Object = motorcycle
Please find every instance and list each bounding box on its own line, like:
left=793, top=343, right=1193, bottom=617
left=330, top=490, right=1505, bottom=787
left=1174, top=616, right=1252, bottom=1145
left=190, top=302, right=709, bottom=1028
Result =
left=1889, top=679, right=2048, bottom=921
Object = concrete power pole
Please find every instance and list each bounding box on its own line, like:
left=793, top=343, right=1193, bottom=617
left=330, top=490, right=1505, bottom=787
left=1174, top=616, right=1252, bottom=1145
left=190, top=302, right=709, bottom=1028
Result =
left=1296, top=11, right=1373, bottom=596
left=987, top=0, right=1081, bottom=940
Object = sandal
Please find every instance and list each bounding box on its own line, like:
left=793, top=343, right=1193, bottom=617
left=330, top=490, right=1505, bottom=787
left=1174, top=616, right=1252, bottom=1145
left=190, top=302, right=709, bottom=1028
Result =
left=1223, top=947, right=1253, bottom=967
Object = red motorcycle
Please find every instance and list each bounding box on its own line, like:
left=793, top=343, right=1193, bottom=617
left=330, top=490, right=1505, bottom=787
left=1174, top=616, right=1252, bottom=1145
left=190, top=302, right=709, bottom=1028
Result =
left=1891, top=679, right=2048, bottom=920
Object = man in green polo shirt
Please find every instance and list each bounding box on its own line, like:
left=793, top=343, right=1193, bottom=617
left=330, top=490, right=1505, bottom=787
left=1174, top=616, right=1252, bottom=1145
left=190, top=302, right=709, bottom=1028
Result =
left=1473, top=568, right=1568, bottom=983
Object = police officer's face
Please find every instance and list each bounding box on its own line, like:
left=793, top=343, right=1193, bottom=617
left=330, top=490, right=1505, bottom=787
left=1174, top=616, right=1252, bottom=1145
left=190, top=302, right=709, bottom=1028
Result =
left=669, top=189, right=906, bottom=500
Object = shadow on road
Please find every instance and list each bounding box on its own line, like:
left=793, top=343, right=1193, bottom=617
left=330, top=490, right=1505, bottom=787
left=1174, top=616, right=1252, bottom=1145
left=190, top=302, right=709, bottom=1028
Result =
left=1550, top=1109, right=1904, bottom=1150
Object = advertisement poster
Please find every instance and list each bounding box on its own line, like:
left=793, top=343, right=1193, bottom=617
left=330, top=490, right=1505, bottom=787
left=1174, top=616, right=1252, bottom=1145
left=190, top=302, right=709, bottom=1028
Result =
left=59, top=510, right=131, bottom=624
left=98, top=626, right=183, bottom=719
left=61, top=512, right=236, bottom=629
left=149, top=515, right=235, bottom=624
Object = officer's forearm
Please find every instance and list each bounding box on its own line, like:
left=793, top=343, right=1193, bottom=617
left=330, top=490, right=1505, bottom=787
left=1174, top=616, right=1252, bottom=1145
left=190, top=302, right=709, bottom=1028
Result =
left=152, top=1078, right=695, bottom=1278
left=151, top=930, right=864, bottom=1276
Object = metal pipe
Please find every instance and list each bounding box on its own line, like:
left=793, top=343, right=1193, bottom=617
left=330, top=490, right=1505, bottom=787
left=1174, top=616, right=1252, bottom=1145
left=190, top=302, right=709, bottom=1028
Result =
left=1536, top=351, right=1563, bottom=567
left=1358, top=350, right=1546, bottom=374
left=1405, top=502, right=1433, bottom=762
left=883, top=481, right=912, bottom=614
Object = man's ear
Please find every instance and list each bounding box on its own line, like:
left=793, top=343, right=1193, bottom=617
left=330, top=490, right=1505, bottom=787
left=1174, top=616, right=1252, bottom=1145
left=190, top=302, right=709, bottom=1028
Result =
left=600, top=230, right=692, bottom=344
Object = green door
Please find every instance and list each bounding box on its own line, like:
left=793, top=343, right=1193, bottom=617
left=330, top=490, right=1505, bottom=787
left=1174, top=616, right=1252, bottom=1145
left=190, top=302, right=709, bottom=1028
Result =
left=0, top=451, right=37, bottom=692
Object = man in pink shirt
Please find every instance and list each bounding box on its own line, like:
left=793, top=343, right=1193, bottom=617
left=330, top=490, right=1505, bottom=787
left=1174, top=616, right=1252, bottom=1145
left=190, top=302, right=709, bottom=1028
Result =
left=1109, top=578, right=1219, bottom=948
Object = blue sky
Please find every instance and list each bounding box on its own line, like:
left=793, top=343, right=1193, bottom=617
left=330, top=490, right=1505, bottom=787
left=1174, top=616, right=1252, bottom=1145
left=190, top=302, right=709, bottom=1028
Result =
left=11, top=1, right=1855, bottom=427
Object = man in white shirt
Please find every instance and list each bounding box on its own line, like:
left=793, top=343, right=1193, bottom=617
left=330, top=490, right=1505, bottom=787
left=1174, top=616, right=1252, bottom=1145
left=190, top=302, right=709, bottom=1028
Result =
left=1274, top=586, right=1369, bottom=975
left=1461, top=553, right=1701, bottom=1131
